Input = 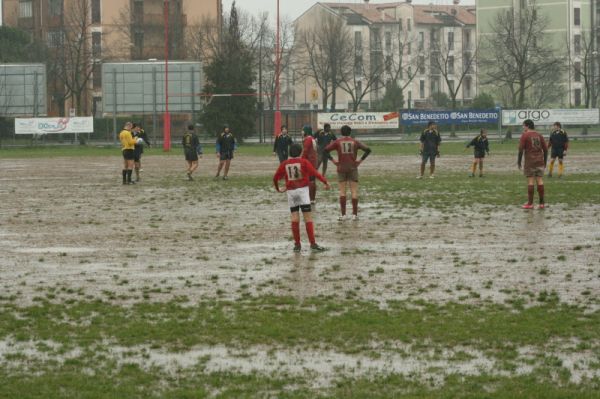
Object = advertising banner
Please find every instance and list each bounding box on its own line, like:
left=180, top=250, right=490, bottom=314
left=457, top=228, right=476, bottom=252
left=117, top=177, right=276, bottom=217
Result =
left=317, top=112, right=399, bottom=129
left=400, top=110, right=500, bottom=126
left=15, top=117, right=94, bottom=135
left=501, top=109, right=600, bottom=126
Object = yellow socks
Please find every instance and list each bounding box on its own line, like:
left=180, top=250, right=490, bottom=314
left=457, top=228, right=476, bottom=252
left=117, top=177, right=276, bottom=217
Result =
left=548, top=159, right=555, bottom=175
left=558, top=162, right=564, bottom=177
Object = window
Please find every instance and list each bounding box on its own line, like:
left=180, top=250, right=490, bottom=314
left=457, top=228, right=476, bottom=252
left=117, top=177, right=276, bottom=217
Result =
left=419, top=80, right=425, bottom=98
left=92, top=32, right=102, bottom=59
left=407, top=18, right=412, bottom=31
left=418, top=32, right=424, bottom=50
left=574, top=34, right=581, bottom=56
left=431, top=29, right=439, bottom=47
left=19, top=0, right=33, bottom=18
left=574, top=89, right=581, bottom=106
left=385, top=56, right=392, bottom=74
left=354, top=31, right=362, bottom=53
left=92, top=0, right=101, bottom=24
left=574, top=62, right=581, bottom=82
left=418, top=55, right=425, bottom=74
left=448, top=56, right=454, bottom=74
left=385, top=32, right=391, bottom=53
left=354, top=55, right=363, bottom=75
left=398, top=19, right=403, bottom=31
left=448, top=31, right=454, bottom=51
left=464, top=77, right=472, bottom=98
left=463, top=30, right=471, bottom=49
left=448, top=80, right=455, bottom=93
left=49, top=0, right=62, bottom=16
left=574, top=8, right=580, bottom=26
left=93, top=63, right=102, bottom=89
left=519, top=0, right=527, bottom=8
left=407, top=42, right=411, bottom=55
left=47, top=30, right=64, bottom=47
left=431, top=77, right=440, bottom=94
left=463, top=51, right=473, bottom=73
left=356, top=80, right=362, bottom=94
left=133, top=1, right=144, bottom=18
left=134, top=31, right=144, bottom=54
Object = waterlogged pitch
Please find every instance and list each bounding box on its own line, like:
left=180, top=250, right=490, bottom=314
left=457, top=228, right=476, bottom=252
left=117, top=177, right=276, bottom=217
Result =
left=0, top=141, right=599, bottom=398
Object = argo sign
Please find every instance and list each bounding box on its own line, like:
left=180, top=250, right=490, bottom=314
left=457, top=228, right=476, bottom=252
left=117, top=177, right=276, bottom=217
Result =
left=502, top=109, right=599, bottom=126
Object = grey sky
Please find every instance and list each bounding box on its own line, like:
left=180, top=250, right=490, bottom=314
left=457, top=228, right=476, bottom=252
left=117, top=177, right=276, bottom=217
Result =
left=225, top=0, right=475, bottom=21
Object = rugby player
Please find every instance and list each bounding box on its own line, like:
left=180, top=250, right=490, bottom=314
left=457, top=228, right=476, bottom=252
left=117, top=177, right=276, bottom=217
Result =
left=301, top=125, right=319, bottom=204
left=273, top=125, right=294, bottom=163
left=119, top=121, right=136, bottom=185
left=518, top=119, right=548, bottom=209
left=466, top=129, right=490, bottom=177
left=547, top=122, right=569, bottom=178
left=273, top=143, right=330, bottom=252
left=132, top=123, right=151, bottom=182
left=316, top=123, right=337, bottom=175
left=215, top=125, right=236, bottom=180
left=325, top=125, right=371, bottom=221
left=182, top=124, right=201, bottom=180
left=417, top=121, right=441, bottom=179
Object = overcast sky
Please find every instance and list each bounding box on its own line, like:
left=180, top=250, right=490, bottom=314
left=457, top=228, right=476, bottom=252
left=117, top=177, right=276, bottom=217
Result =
left=224, top=0, right=475, bottom=21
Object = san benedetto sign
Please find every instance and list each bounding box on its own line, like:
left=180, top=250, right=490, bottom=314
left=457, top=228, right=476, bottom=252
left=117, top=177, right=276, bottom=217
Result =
left=317, top=112, right=399, bottom=129
left=502, top=109, right=600, bottom=126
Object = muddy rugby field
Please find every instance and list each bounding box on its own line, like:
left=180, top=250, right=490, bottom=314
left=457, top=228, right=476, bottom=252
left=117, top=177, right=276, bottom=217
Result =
left=0, top=142, right=599, bottom=398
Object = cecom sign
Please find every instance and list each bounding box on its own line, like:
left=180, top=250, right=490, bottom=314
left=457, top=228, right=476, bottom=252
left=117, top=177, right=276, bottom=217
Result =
left=318, top=112, right=399, bottom=130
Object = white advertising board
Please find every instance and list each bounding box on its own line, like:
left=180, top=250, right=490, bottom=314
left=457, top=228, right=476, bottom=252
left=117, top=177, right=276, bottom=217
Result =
left=15, top=117, right=94, bottom=135
left=317, top=112, right=399, bottom=130
left=502, top=109, right=600, bottom=126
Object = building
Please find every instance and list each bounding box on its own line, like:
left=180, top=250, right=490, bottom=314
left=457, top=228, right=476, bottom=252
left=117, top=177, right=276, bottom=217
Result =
left=1, top=0, right=221, bottom=116
left=292, top=1, right=477, bottom=111
left=476, top=0, right=600, bottom=108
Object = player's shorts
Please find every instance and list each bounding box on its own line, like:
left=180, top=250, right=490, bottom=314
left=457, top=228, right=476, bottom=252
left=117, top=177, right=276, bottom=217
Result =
left=317, top=150, right=328, bottom=164
left=184, top=149, right=198, bottom=162
left=524, top=166, right=545, bottom=177
left=551, top=148, right=565, bottom=159
left=287, top=186, right=310, bottom=210
left=122, top=149, right=135, bottom=160
left=474, top=151, right=486, bottom=159
left=219, top=151, right=234, bottom=161
left=338, top=169, right=359, bottom=182
left=422, top=152, right=436, bottom=163
left=133, top=147, right=143, bottom=162
left=277, top=151, right=288, bottom=163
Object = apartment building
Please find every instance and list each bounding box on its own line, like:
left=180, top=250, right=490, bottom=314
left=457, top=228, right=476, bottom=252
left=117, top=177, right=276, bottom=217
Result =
left=477, top=0, right=600, bottom=107
left=2, top=0, right=221, bottom=115
left=292, top=1, right=477, bottom=111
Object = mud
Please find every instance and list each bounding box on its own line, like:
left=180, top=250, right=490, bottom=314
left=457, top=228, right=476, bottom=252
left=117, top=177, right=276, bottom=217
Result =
left=0, top=153, right=599, bottom=310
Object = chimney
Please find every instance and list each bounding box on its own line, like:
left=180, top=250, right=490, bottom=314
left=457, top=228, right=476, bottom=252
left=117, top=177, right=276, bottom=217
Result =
left=453, top=0, right=460, bottom=4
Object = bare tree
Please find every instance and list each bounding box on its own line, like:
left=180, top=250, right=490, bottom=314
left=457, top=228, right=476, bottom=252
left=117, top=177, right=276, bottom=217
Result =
left=47, top=0, right=95, bottom=115
left=429, top=30, right=478, bottom=109
left=297, top=13, right=353, bottom=110
left=566, top=31, right=600, bottom=108
left=481, top=0, right=565, bottom=108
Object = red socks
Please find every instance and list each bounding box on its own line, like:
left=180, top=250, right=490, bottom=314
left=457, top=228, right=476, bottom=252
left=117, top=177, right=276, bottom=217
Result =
left=305, top=221, right=316, bottom=245
left=340, top=196, right=347, bottom=215
left=537, top=184, right=544, bottom=204
left=527, top=185, right=534, bottom=205
left=291, top=221, right=300, bottom=245
left=352, top=198, right=358, bottom=215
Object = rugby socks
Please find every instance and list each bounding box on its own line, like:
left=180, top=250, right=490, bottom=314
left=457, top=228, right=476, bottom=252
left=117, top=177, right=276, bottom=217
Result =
left=527, top=185, right=534, bottom=205
left=305, top=221, right=316, bottom=245
left=339, top=196, right=347, bottom=216
left=471, top=162, right=477, bottom=174
left=122, top=170, right=127, bottom=184
left=309, top=182, right=316, bottom=201
left=558, top=163, right=564, bottom=177
left=126, top=169, right=133, bottom=183
left=548, top=160, right=555, bottom=175
left=352, top=198, right=358, bottom=216
left=537, top=184, right=545, bottom=204
left=291, top=221, right=301, bottom=245
left=135, top=167, right=140, bottom=181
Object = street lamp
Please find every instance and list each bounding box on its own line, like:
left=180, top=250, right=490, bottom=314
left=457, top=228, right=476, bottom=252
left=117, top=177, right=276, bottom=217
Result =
left=163, top=0, right=171, bottom=151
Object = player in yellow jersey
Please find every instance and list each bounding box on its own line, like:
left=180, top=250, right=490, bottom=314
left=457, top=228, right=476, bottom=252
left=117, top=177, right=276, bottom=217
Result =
left=119, top=121, right=137, bottom=185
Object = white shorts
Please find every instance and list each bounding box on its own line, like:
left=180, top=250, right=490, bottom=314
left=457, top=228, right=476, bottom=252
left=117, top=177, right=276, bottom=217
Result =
left=287, top=186, right=310, bottom=209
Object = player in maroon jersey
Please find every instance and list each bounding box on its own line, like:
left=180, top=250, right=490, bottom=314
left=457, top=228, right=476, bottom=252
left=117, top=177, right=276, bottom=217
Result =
left=273, top=143, right=331, bottom=252
left=518, top=119, right=548, bottom=209
left=324, top=125, right=372, bottom=221
left=301, top=125, right=319, bottom=204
